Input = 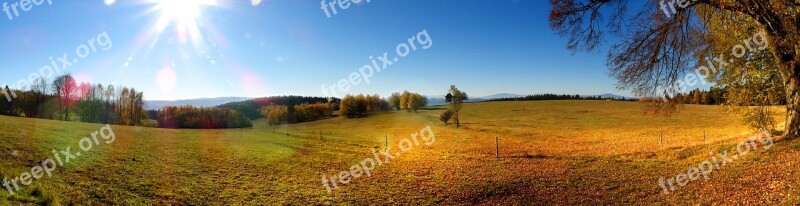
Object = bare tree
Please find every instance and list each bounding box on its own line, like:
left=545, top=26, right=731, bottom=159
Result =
left=550, top=0, right=799, bottom=138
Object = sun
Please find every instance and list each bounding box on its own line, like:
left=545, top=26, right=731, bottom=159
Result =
left=155, top=0, right=204, bottom=24
left=147, top=0, right=218, bottom=47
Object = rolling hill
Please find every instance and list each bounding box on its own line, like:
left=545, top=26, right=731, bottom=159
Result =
left=144, top=97, right=253, bottom=110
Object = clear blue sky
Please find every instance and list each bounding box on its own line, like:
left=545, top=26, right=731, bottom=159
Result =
left=0, top=0, right=627, bottom=100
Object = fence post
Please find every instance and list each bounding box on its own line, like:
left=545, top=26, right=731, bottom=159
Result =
left=659, top=131, right=663, bottom=150
left=703, top=130, right=706, bottom=144
left=385, top=134, right=389, bottom=152
left=495, top=136, right=499, bottom=158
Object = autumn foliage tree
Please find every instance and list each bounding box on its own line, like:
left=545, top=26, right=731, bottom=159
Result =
left=219, top=96, right=337, bottom=119
left=258, top=102, right=334, bottom=125
left=550, top=0, right=800, bottom=138
left=399, top=91, right=427, bottom=112
left=293, top=103, right=334, bottom=122
left=388, top=92, right=401, bottom=110
left=157, top=106, right=252, bottom=129
left=259, top=105, right=289, bottom=125
left=339, top=94, right=390, bottom=118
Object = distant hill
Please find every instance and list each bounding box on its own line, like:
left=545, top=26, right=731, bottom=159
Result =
left=144, top=97, right=253, bottom=110
left=425, top=94, right=488, bottom=106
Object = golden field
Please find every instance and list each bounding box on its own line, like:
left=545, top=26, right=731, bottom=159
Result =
left=0, top=100, right=797, bottom=205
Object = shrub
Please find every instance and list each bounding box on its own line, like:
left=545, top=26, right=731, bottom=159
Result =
left=440, top=110, right=454, bottom=125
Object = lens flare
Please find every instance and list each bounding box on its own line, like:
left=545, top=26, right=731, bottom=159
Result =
left=156, top=67, right=177, bottom=93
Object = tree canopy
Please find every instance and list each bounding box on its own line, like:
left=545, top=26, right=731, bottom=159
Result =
left=550, top=0, right=799, bottom=137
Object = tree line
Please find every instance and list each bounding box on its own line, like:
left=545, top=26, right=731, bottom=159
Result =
left=258, top=92, right=428, bottom=124
left=672, top=88, right=727, bottom=105
left=340, top=94, right=391, bottom=118
left=670, top=87, right=788, bottom=106
left=488, top=94, right=638, bottom=102
left=218, top=96, right=338, bottom=119
left=0, top=74, right=145, bottom=126
left=156, top=105, right=252, bottom=129
left=259, top=102, right=335, bottom=125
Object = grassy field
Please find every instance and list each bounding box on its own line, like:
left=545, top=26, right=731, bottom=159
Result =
left=1, top=100, right=798, bottom=205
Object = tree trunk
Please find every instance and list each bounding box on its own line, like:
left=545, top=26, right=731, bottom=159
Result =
left=768, top=30, right=799, bottom=139
left=454, top=112, right=460, bottom=127
left=785, top=75, right=800, bottom=139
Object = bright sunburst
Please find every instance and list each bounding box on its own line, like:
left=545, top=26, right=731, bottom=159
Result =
left=156, top=0, right=204, bottom=24
left=148, top=0, right=219, bottom=48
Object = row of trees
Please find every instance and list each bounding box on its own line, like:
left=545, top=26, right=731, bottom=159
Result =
left=218, top=96, right=338, bottom=119
left=157, top=106, right=252, bottom=129
left=672, top=87, right=788, bottom=106
left=340, top=94, right=391, bottom=118
left=489, top=94, right=638, bottom=102
left=673, top=88, right=727, bottom=105
left=388, top=91, right=427, bottom=112
left=75, top=82, right=145, bottom=125
left=259, top=102, right=335, bottom=125
left=0, top=74, right=145, bottom=126
left=258, top=92, right=428, bottom=122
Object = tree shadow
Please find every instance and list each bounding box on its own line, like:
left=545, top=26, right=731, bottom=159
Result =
left=419, top=107, right=447, bottom=111
left=504, top=154, right=548, bottom=159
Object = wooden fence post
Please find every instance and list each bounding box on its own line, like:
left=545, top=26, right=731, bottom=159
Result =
left=496, top=136, right=499, bottom=158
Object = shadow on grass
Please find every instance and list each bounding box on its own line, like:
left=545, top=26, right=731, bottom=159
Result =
left=504, top=154, right=548, bottom=159
left=419, top=107, right=447, bottom=111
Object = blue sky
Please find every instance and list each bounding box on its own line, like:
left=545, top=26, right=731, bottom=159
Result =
left=0, top=0, right=626, bottom=100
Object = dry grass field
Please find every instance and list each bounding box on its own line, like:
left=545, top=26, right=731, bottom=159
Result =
left=1, top=100, right=797, bottom=205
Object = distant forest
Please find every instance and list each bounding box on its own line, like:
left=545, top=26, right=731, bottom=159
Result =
left=673, top=88, right=727, bottom=105
left=488, top=94, right=638, bottom=102
left=0, top=74, right=251, bottom=129
left=157, top=106, right=252, bottom=129
left=217, top=96, right=339, bottom=120
left=486, top=89, right=772, bottom=106
left=672, top=87, right=786, bottom=106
